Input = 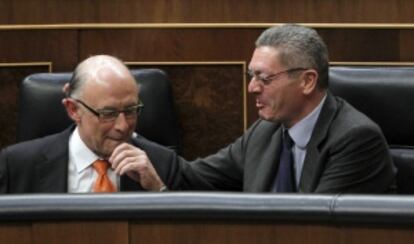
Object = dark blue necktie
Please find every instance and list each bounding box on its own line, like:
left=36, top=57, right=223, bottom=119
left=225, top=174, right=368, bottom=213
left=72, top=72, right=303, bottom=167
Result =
left=274, top=130, right=296, bottom=192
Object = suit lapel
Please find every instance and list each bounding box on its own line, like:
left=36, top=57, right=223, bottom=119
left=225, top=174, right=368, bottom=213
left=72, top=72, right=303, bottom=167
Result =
left=299, top=93, right=338, bottom=192
left=35, top=128, right=72, bottom=193
left=249, top=126, right=283, bottom=192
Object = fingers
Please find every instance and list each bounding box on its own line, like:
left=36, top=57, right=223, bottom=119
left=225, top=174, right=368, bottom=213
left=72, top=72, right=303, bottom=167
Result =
left=114, top=153, right=146, bottom=176
left=109, top=143, right=165, bottom=191
left=109, top=143, right=139, bottom=167
left=109, top=143, right=144, bottom=173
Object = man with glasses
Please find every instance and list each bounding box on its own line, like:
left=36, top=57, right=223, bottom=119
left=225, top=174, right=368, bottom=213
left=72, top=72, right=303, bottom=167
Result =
left=0, top=55, right=171, bottom=193
left=139, top=24, right=396, bottom=193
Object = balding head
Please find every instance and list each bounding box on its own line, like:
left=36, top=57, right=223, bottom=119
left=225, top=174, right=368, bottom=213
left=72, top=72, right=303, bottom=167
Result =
left=66, top=55, right=136, bottom=99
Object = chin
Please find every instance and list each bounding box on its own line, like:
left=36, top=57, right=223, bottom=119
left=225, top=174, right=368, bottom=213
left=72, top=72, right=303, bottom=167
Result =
left=102, top=141, right=120, bottom=155
left=258, top=111, right=280, bottom=123
left=258, top=109, right=272, bottom=120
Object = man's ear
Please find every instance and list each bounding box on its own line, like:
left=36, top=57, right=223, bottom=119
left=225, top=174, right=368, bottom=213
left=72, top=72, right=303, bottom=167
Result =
left=62, top=97, right=81, bottom=123
left=301, top=69, right=319, bottom=95
left=62, top=82, right=70, bottom=95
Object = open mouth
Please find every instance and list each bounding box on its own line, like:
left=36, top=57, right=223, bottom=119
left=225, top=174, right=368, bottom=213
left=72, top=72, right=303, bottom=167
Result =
left=255, top=99, right=265, bottom=109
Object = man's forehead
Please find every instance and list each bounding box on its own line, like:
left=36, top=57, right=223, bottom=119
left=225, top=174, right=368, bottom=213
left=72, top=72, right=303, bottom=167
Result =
left=250, top=47, right=283, bottom=69
left=90, top=65, right=128, bottom=82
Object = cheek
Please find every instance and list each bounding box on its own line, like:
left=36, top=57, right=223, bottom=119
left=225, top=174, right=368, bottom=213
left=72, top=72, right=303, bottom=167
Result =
left=265, top=88, right=283, bottom=109
left=88, top=123, right=112, bottom=144
left=123, top=119, right=138, bottom=135
left=80, top=118, right=100, bottom=138
left=130, top=120, right=137, bottom=131
left=266, top=97, right=283, bottom=118
left=265, top=87, right=291, bottom=115
left=100, top=124, right=117, bottom=138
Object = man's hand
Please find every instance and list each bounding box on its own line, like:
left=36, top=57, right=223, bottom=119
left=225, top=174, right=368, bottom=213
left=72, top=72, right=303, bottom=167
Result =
left=109, top=143, right=165, bottom=191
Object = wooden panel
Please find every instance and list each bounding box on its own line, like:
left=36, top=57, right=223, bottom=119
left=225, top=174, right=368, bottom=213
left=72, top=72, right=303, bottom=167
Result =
left=0, top=223, right=31, bottom=244
left=8, top=1, right=97, bottom=24
left=79, top=29, right=258, bottom=62
left=341, top=226, right=414, bottom=244
left=318, top=29, right=400, bottom=62
left=0, top=30, right=78, bottom=71
left=0, top=0, right=8, bottom=24
left=272, top=0, right=414, bottom=23
left=11, top=27, right=414, bottom=64
left=273, top=224, right=338, bottom=244
left=2, top=0, right=414, bottom=24
left=0, top=64, right=50, bottom=149
left=399, top=30, right=414, bottom=61
left=32, top=221, right=129, bottom=244
left=3, top=220, right=414, bottom=244
left=129, top=64, right=245, bottom=159
left=2, top=27, right=408, bottom=69
left=130, top=221, right=338, bottom=244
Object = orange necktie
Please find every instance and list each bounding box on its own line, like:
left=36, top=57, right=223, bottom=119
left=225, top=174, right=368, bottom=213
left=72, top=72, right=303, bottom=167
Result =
left=92, top=160, right=117, bottom=193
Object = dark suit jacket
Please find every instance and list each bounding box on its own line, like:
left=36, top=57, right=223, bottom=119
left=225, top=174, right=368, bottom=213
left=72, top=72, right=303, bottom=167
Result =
left=175, top=93, right=396, bottom=193
left=0, top=126, right=178, bottom=193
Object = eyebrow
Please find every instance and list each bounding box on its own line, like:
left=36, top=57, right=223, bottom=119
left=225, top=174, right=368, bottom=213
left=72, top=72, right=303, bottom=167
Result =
left=248, top=69, right=271, bottom=75
left=98, top=103, right=140, bottom=110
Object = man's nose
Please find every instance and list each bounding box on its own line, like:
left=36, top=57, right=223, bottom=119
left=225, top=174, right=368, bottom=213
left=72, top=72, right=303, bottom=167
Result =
left=113, top=112, right=130, bottom=131
left=248, top=77, right=262, bottom=93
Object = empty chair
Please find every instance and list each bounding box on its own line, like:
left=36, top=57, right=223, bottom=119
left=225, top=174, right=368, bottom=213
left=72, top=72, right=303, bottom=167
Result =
left=330, top=66, right=414, bottom=194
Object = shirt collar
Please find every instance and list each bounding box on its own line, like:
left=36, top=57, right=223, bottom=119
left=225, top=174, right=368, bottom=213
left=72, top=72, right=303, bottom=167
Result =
left=68, top=127, right=100, bottom=173
left=288, top=94, right=327, bottom=149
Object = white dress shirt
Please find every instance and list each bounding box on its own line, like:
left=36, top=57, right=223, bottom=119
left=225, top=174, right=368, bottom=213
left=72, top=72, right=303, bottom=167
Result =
left=67, top=127, right=119, bottom=193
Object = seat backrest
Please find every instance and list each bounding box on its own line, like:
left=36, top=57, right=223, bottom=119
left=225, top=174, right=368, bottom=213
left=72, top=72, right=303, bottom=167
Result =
left=17, top=69, right=181, bottom=152
left=329, top=66, right=414, bottom=193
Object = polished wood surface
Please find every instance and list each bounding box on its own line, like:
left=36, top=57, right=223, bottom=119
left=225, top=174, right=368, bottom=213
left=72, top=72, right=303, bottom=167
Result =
left=32, top=221, right=129, bottom=244
left=130, top=222, right=338, bottom=244
left=0, top=223, right=31, bottom=244
left=2, top=220, right=414, bottom=244
left=1, top=0, right=414, bottom=24
left=0, top=30, right=78, bottom=70
left=79, top=29, right=257, bottom=62
left=320, top=29, right=400, bottom=61
left=341, top=225, right=414, bottom=244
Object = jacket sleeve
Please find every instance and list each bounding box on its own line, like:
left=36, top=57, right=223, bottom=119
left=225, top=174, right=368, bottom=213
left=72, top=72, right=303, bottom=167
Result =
left=172, top=121, right=266, bottom=191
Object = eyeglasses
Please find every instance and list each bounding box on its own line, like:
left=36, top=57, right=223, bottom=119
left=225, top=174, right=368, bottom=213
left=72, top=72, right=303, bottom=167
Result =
left=246, top=67, right=308, bottom=85
left=74, top=99, right=144, bottom=122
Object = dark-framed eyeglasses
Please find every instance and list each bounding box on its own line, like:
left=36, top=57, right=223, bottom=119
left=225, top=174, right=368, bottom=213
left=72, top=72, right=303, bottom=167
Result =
left=246, top=67, right=309, bottom=85
left=74, top=99, right=144, bottom=122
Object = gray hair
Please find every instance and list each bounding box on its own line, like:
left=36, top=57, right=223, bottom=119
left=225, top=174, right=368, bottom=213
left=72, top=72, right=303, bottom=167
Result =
left=66, top=55, right=133, bottom=98
left=255, top=24, right=329, bottom=89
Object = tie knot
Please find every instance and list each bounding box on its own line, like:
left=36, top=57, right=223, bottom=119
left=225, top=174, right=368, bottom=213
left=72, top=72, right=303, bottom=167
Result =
left=92, top=160, right=110, bottom=175
left=283, top=130, right=294, bottom=148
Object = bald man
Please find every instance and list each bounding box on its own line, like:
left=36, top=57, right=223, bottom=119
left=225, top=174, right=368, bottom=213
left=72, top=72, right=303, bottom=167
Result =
left=0, top=55, right=173, bottom=193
